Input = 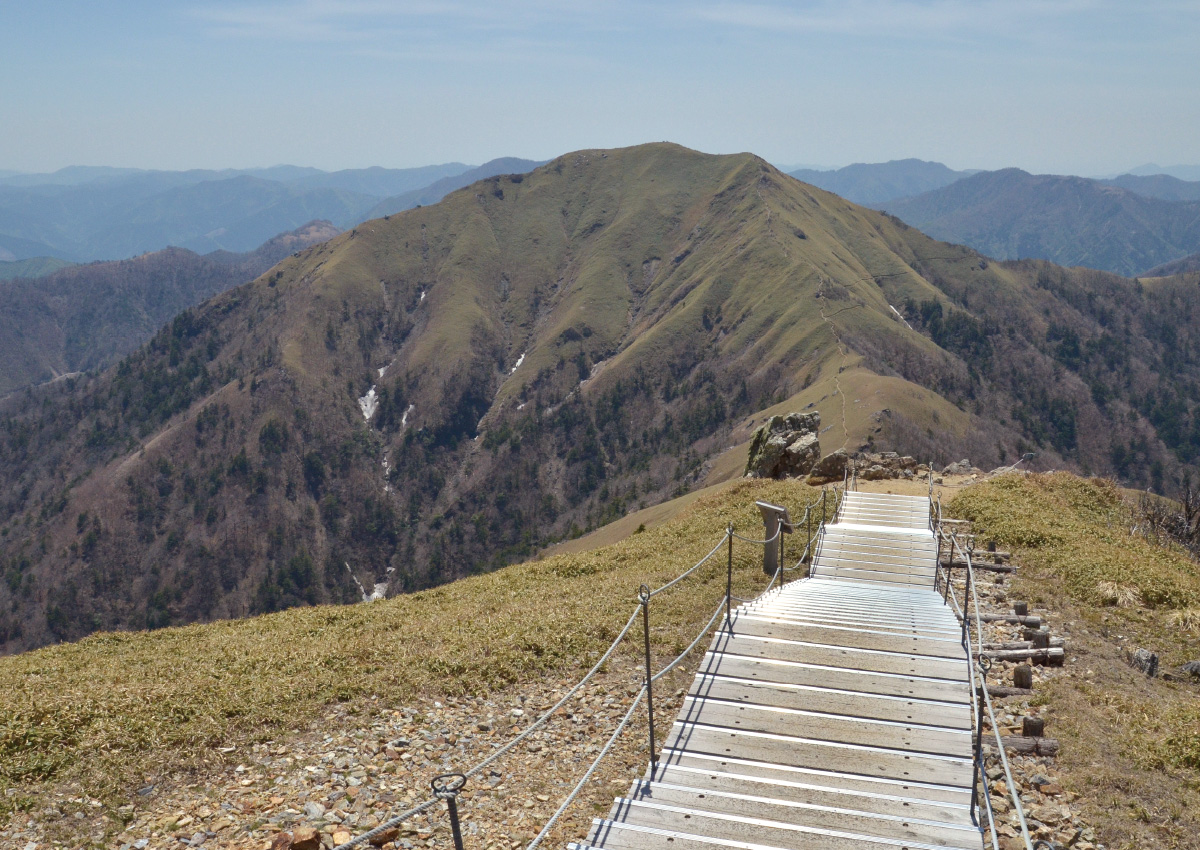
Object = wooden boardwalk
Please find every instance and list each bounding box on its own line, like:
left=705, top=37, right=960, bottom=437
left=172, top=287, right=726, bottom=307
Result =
left=571, top=492, right=983, bottom=850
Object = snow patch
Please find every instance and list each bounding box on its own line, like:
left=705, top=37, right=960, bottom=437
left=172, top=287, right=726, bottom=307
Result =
left=400, top=403, right=414, bottom=429
left=510, top=351, right=526, bottom=373
left=516, top=402, right=526, bottom=410
left=343, top=562, right=370, bottom=601
left=889, top=304, right=913, bottom=330
left=369, top=583, right=388, bottom=601
left=419, top=290, right=426, bottom=301
left=358, top=386, right=378, bottom=421
left=378, top=364, right=389, bottom=378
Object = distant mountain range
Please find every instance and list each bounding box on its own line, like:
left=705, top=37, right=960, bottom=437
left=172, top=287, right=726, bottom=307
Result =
left=788, top=159, right=979, bottom=205
left=0, top=220, right=339, bottom=394
left=1126, top=163, right=1200, bottom=181
left=0, top=160, right=542, bottom=263
left=7, top=143, right=1200, bottom=651
left=877, top=169, right=1200, bottom=276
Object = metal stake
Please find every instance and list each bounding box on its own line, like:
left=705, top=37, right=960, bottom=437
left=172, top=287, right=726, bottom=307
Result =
left=805, top=508, right=811, bottom=564
left=431, top=773, right=467, bottom=850
left=725, top=525, right=733, bottom=630
left=639, top=584, right=657, bottom=773
left=962, top=555, right=972, bottom=645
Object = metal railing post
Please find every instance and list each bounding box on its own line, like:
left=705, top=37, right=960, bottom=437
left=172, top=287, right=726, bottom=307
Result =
left=725, top=525, right=733, bottom=629
left=961, top=545, right=972, bottom=645
left=431, top=773, right=467, bottom=850
left=779, top=525, right=785, bottom=576
left=972, top=658, right=990, bottom=826
left=639, top=584, right=657, bottom=773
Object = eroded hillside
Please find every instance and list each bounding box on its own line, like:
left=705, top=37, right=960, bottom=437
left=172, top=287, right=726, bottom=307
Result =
left=3, top=143, right=1200, bottom=651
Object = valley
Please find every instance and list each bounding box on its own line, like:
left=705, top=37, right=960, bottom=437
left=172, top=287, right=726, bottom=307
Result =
left=4, top=143, right=1200, bottom=656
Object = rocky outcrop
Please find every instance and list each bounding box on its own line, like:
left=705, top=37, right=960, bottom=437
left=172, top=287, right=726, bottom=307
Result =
left=943, top=458, right=983, bottom=476
left=806, top=449, right=849, bottom=485
left=744, top=412, right=821, bottom=479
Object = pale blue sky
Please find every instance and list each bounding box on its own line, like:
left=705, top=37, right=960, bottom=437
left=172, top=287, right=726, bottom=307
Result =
left=2, top=0, right=1196, bottom=175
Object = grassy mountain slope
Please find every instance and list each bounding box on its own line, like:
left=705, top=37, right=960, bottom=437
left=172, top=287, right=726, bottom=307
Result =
left=0, top=478, right=801, bottom=808
left=0, top=256, right=74, bottom=280
left=950, top=473, right=1200, bottom=848
left=5, top=143, right=1200, bottom=654
left=0, top=221, right=339, bottom=394
left=881, top=168, right=1200, bottom=276
left=789, top=158, right=972, bottom=205
left=1145, top=252, right=1200, bottom=277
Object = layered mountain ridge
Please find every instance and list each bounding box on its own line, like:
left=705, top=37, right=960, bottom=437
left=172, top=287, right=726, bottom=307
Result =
left=3, top=143, right=1200, bottom=654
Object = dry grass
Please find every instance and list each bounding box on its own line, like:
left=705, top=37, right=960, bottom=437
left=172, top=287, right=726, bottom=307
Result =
left=950, top=472, right=1200, bottom=609
left=1096, top=580, right=1143, bottom=608
left=950, top=472, right=1200, bottom=848
left=1168, top=607, right=1200, bottom=632
left=0, top=478, right=827, bottom=822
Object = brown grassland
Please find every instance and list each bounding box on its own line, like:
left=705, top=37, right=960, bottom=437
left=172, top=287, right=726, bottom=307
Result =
left=951, top=473, right=1200, bottom=849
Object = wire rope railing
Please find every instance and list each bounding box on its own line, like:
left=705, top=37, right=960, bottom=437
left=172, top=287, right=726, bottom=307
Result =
left=331, top=487, right=840, bottom=850
left=931, top=501, right=1039, bottom=850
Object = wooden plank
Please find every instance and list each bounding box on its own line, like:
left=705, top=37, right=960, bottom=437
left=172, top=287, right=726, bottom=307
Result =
left=736, top=610, right=958, bottom=639
left=708, top=634, right=969, bottom=679
left=577, top=819, right=974, bottom=850
left=674, top=698, right=971, bottom=756
left=735, top=611, right=957, bottom=641
left=595, top=797, right=982, bottom=849
left=662, top=723, right=975, bottom=785
left=741, top=600, right=958, bottom=628
left=645, top=764, right=974, bottom=824
left=687, top=675, right=972, bottom=728
left=624, top=784, right=984, bottom=847
left=656, top=750, right=974, bottom=806
left=726, top=619, right=967, bottom=660
left=809, top=567, right=937, bottom=589
left=694, top=653, right=971, bottom=703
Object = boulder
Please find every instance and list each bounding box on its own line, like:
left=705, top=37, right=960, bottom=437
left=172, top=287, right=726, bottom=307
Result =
left=745, top=412, right=821, bottom=479
left=1130, top=648, right=1159, bottom=678
left=291, top=827, right=321, bottom=850
left=1180, top=660, right=1200, bottom=678
left=807, top=449, right=849, bottom=485
left=942, top=458, right=974, bottom=476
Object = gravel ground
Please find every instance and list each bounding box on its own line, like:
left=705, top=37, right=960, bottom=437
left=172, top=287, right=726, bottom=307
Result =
left=3, top=655, right=697, bottom=850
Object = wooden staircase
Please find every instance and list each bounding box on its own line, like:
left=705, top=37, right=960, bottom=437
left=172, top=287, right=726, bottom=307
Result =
left=570, top=491, right=983, bottom=850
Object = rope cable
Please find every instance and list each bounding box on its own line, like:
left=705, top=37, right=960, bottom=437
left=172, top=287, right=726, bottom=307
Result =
left=332, top=797, right=440, bottom=850
left=525, top=686, right=646, bottom=850
left=648, top=532, right=730, bottom=598
left=460, top=603, right=642, bottom=780
left=651, top=599, right=727, bottom=683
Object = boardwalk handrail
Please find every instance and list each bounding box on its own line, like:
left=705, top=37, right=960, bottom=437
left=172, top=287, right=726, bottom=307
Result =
left=333, top=489, right=837, bottom=850
left=934, top=517, right=1039, bottom=850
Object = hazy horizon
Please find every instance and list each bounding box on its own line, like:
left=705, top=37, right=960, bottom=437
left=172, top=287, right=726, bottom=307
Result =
left=3, top=2, right=1198, bottom=177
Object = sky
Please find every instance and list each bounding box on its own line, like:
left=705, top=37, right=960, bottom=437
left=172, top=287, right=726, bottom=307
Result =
left=2, top=0, right=1197, bottom=176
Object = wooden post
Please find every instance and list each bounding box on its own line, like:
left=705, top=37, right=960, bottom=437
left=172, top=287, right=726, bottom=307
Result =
left=1013, top=665, right=1033, bottom=689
